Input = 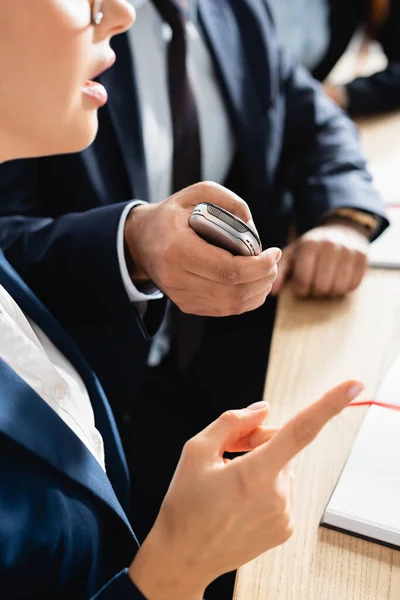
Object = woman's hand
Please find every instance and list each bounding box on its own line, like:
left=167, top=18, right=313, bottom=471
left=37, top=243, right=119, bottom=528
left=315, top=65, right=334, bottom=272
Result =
left=129, top=380, right=364, bottom=600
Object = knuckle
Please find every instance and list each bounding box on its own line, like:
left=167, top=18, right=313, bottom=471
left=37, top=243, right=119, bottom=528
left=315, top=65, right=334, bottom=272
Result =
left=228, top=285, right=247, bottom=313
left=282, top=519, right=295, bottom=542
left=233, top=283, right=247, bottom=306
left=274, top=492, right=288, bottom=514
left=293, top=272, right=310, bottom=289
left=274, top=502, right=294, bottom=543
left=219, top=265, right=239, bottom=285
left=262, top=287, right=272, bottom=303
left=340, top=246, right=352, bottom=261
left=323, top=240, right=338, bottom=254
left=281, top=506, right=292, bottom=528
left=263, top=263, right=278, bottom=286
left=182, top=436, right=205, bottom=458
left=299, top=238, right=317, bottom=254
left=256, top=290, right=270, bottom=308
left=269, top=264, right=279, bottom=283
left=195, top=180, right=215, bottom=195
left=220, top=409, right=243, bottom=428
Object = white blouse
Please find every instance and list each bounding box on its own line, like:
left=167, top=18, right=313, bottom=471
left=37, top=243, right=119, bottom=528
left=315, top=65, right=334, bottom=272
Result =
left=0, top=284, right=106, bottom=471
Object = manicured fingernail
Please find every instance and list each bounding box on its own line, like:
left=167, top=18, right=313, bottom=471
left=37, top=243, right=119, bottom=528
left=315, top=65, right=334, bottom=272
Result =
left=347, top=382, right=365, bottom=400
left=246, top=400, right=269, bottom=411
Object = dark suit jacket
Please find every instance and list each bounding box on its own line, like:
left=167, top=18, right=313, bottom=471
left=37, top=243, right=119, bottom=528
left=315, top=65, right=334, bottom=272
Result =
left=312, top=0, right=400, bottom=115
left=0, top=1, right=388, bottom=505
left=0, top=250, right=148, bottom=599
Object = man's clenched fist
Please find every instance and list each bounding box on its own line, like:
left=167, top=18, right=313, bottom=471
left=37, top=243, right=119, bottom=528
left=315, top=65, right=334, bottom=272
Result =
left=272, top=221, right=369, bottom=298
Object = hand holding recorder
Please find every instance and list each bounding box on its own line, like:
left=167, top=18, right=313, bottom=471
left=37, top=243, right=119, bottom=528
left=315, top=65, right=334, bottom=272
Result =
left=124, top=181, right=281, bottom=317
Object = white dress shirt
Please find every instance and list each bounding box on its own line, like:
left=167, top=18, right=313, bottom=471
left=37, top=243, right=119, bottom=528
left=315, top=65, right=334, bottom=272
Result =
left=129, top=0, right=234, bottom=204
left=0, top=285, right=106, bottom=470
left=118, top=0, right=235, bottom=306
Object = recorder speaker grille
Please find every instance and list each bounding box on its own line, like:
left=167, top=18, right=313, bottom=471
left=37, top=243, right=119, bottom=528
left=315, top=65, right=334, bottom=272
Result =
left=206, top=205, right=248, bottom=233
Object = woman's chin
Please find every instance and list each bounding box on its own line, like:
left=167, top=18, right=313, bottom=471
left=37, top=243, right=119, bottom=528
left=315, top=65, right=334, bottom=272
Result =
left=57, top=113, right=99, bottom=155
left=7, top=112, right=100, bottom=160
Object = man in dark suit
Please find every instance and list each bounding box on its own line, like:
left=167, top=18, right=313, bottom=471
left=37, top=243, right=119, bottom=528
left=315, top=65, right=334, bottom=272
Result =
left=0, top=0, right=387, bottom=546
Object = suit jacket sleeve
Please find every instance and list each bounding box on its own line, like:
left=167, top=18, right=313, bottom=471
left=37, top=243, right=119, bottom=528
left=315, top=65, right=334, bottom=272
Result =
left=0, top=158, right=164, bottom=339
left=279, top=52, right=388, bottom=239
left=345, top=2, right=400, bottom=115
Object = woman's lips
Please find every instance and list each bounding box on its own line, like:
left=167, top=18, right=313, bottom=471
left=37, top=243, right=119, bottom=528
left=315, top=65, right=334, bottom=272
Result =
left=81, top=80, right=108, bottom=107
left=82, top=53, right=115, bottom=107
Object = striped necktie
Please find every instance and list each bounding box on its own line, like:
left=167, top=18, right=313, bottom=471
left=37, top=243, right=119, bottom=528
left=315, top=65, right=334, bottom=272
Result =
left=152, top=0, right=202, bottom=191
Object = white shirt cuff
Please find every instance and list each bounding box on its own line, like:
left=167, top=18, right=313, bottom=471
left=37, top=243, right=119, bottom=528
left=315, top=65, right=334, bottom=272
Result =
left=117, top=201, right=164, bottom=303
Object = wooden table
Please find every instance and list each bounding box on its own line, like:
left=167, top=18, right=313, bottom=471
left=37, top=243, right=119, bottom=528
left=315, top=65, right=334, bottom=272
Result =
left=234, top=113, right=400, bottom=600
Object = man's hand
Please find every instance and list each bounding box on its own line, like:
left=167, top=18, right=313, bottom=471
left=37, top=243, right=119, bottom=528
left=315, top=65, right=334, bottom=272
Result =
left=271, top=221, right=369, bottom=298
left=124, top=182, right=281, bottom=317
left=128, top=380, right=364, bottom=600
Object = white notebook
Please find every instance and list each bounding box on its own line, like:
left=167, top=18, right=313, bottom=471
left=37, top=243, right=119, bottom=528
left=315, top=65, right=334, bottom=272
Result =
left=321, top=356, right=400, bottom=548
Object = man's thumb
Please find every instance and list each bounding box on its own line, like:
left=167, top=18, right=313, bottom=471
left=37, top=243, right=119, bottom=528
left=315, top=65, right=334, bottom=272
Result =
left=199, top=401, right=270, bottom=455
left=271, top=244, right=294, bottom=295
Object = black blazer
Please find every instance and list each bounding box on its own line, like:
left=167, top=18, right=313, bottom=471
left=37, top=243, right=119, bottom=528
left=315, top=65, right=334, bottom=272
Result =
left=312, top=0, right=400, bottom=115
left=0, top=0, right=387, bottom=452
left=0, top=251, right=148, bottom=599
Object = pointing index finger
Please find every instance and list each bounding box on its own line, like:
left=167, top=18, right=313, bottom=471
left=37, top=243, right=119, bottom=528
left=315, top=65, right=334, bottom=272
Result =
left=251, top=380, right=365, bottom=475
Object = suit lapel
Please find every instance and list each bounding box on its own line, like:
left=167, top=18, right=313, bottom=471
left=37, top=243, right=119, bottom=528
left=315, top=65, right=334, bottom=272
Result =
left=99, top=32, right=150, bottom=201
left=198, top=0, right=272, bottom=184
left=0, top=358, right=135, bottom=539
left=199, top=0, right=272, bottom=132
left=0, top=252, right=131, bottom=518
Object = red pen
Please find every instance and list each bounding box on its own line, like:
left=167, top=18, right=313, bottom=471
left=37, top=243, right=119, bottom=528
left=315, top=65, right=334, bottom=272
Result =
left=349, top=400, right=400, bottom=412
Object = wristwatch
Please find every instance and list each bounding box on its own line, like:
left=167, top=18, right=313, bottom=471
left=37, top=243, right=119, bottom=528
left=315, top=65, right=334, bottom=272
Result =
left=326, top=207, right=380, bottom=238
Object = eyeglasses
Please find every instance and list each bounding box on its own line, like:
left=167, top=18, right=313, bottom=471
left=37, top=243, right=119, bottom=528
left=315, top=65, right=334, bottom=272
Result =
left=91, top=0, right=104, bottom=26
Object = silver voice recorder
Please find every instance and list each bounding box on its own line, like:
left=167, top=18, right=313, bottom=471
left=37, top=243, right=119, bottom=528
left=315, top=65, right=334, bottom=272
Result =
left=189, top=202, right=262, bottom=257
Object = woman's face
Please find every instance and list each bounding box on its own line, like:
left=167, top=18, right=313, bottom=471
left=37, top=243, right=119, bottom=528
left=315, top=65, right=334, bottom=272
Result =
left=0, top=0, right=135, bottom=160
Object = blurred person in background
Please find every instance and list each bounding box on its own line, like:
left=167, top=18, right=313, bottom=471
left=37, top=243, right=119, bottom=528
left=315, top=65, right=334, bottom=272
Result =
left=269, top=0, right=400, bottom=115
